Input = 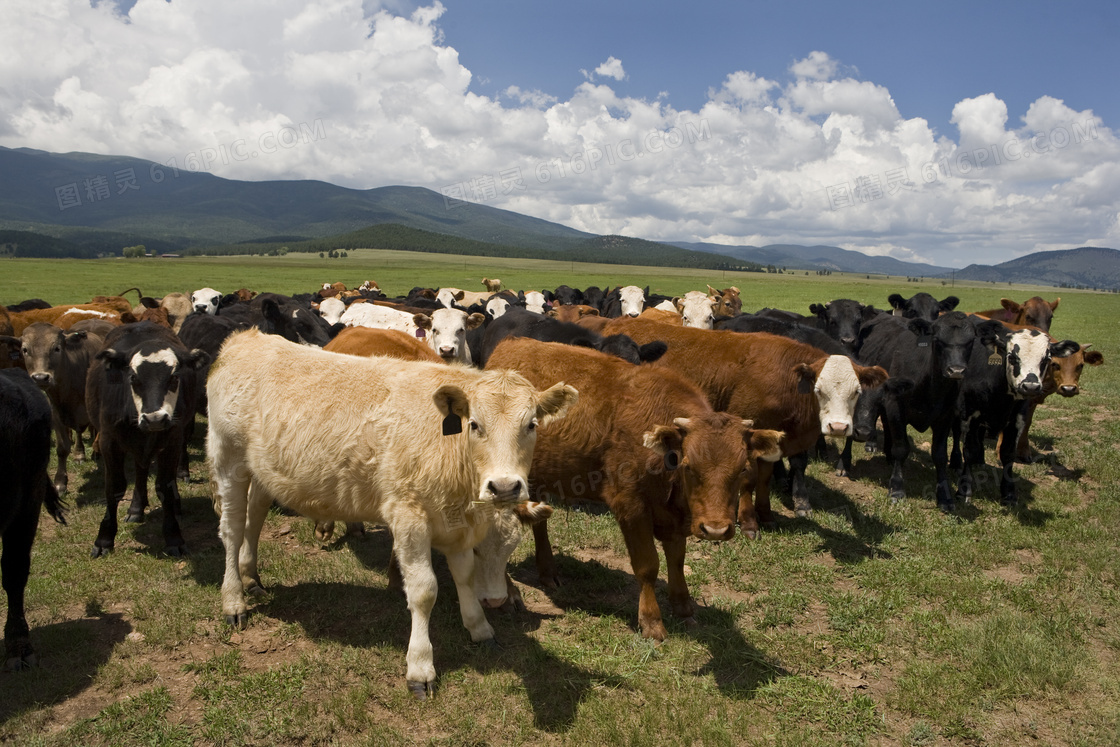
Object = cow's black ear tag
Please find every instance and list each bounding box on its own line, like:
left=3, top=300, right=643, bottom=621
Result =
left=664, top=450, right=680, bottom=471
left=797, top=378, right=812, bottom=395
left=917, top=334, right=931, bottom=348
left=442, top=413, right=462, bottom=436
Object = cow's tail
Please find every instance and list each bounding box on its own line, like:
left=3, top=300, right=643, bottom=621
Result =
left=116, top=286, right=143, bottom=302
left=39, top=472, right=67, bottom=525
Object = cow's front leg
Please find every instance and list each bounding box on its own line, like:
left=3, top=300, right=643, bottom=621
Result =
left=617, top=513, right=667, bottom=641
left=92, top=445, right=127, bottom=558
left=445, top=548, right=495, bottom=646
left=392, top=523, right=439, bottom=699
left=789, top=451, right=812, bottom=517
left=51, top=410, right=71, bottom=495
left=126, top=460, right=150, bottom=523
left=932, top=422, right=955, bottom=513
left=213, top=460, right=252, bottom=627
left=661, top=534, right=696, bottom=627
left=155, top=447, right=187, bottom=556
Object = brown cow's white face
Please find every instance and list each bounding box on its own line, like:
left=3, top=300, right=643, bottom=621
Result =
left=523, top=291, right=548, bottom=314
left=811, top=355, right=864, bottom=438
left=420, top=308, right=484, bottom=363
left=436, top=374, right=577, bottom=505
left=318, top=297, right=346, bottom=325
left=676, top=291, right=717, bottom=329
left=1002, top=329, right=1062, bottom=398
left=619, top=286, right=645, bottom=317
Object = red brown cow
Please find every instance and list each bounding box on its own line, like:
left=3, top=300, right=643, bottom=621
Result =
left=324, top=326, right=442, bottom=362
left=973, top=297, right=1059, bottom=333
left=487, top=337, right=783, bottom=640
left=1012, top=342, right=1104, bottom=462
left=707, top=285, right=742, bottom=319
left=8, top=302, right=133, bottom=335
left=604, top=317, right=888, bottom=534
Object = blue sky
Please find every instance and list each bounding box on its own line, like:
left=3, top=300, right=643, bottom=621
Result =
left=2, top=0, right=1118, bottom=267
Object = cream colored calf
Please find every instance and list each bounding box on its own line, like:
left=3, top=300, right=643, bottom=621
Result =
left=206, top=329, right=576, bottom=699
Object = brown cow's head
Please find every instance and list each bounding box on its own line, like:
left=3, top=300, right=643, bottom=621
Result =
left=708, top=285, right=742, bottom=318
left=1000, top=296, right=1059, bottom=333
left=644, top=414, right=783, bottom=542
left=796, top=355, right=889, bottom=438
left=1047, top=342, right=1103, bottom=397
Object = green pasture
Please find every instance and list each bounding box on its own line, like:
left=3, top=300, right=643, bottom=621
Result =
left=1, top=251, right=1118, bottom=746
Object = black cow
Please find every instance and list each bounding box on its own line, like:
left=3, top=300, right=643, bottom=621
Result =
left=809, top=299, right=883, bottom=353
left=582, top=285, right=608, bottom=312
left=858, top=312, right=1000, bottom=510
left=85, top=322, right=209, bottom=558
left=478, top=308, right=665, bottom=367
left=5, top=323, right=104, bottom=494
left=5, top=299, right=52, bottom=313
left=218, top=294, right=339, bottom=346
left=545, top=285, right=584, bottom=306
left=1, top=368, right=66, bottom=670
left=887, top=292, right=959, bottom=321
left=954, top=322, right=1079, bottom=507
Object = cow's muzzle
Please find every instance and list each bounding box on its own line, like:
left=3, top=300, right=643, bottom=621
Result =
left=30, top=372, right=53, bottom=388
left=945, top=366, right=966, bottom=380
left=484, top=478, right=524, bottom=504
left=138, top=412, right=172, bottom=432
left=697, top=521, right=735, bottom=542
left=1058, top=385, right=1079, bottom=397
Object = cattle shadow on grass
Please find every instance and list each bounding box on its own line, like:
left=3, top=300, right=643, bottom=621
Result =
left=260, top=577, right=608, bottom=732
left=0, top=613, right=129, bottom=726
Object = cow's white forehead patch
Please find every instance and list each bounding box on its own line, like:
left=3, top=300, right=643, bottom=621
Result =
left=130, top=348, right=178, bottom=372
left=486, top=297, right=510, bottom=318
left=814, top=355, right=861, bottom=436
left=678, top=293, right=715, bottom=329
left=1006, top=329, right=1051, bottom=383
left=619, top=286, right=645, bottom=314
left=523, top=291, right=547, bottom=313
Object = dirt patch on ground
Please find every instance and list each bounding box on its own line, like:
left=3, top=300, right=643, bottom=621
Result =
left=984, top=548, right=1042, bottom=585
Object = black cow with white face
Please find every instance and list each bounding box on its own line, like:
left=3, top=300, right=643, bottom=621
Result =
left=85, top=322, right=209, bottom=558
left=887, top=292, right=959, bottom=321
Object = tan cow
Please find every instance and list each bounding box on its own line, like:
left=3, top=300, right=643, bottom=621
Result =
left=481, top=278, right=502, bottom=293
left=206, top=329, right=577, bottom=698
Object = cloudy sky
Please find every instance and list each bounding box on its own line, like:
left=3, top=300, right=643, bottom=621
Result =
left=3, top=0, right=1119, bottom=267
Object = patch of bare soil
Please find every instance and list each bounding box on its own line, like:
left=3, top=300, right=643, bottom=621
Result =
left=983, top=548, right=1042, bottom=586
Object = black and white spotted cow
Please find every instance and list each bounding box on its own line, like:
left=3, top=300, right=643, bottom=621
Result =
left=190, top=287, right=222, bottom=315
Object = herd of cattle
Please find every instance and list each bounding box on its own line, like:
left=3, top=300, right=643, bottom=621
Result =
left=0, top=279, right=1104, bottom=697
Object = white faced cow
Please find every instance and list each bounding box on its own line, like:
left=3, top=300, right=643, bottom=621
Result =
left=675, top=290, right=718, bottom=329
left=618, top=286, right=646, bottom=317
left=415, top=308, right=486, bottom=364
left=191, top=288, right=222, bottom=315
left=522, top=291, right=549, bottom=315
left=206, top=329, right=577, bottom=699
left=317, top=296, right=347, bottom=326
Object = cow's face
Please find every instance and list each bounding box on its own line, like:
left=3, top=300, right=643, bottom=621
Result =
left=435, top=374, right=577, bottom=505
left=798, top=355, right=889, bottom=438
left=676, top=292, right=717, bottom=329
left=191, top=288, right=221, bottom=315
left=318, top=297, right=347, bottom=325
left=709, top=286, right=742, bottom=318
left=619, top=286, right=646, bottom=317
left=1016, top=296, right=1059, bottom=332
left=472, top=501, right=552, bottom=609
left=435, top=288, right=466, bottom=309
left=20, top=323, right=84, bottom=388
left=418, top=308, right=484, bottom=362
left=522, top=291, right=548, bottom=314
left=97, top=342, right=208, bottom=431
left=485, top=296, right=511, bottom=320
left=552, top=285, right=583, bottom=306
left=889, top=292, right=959, bottom=321
left=1000, top=330, right=1079, bottom=399
left=261, top=300, right=331, bottom=346
left=645, top=415, right=782, bottom=542
left=1048, top=344, right=1103, bottom=397
left=922, top=312, right=978, bottom=379
left=811, top=299, right=866, bottom=351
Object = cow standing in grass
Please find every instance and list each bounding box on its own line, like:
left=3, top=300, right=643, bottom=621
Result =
left=206, top=329, right=577, bottom=698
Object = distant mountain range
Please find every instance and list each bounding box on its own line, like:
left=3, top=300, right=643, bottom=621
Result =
left=0, top=145, right=1116, bottom=286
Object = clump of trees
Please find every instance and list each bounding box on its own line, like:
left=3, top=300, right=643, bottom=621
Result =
left=122, top=244, right=146, bottom=258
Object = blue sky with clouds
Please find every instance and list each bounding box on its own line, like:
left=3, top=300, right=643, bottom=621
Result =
left=2, top=0, right=1118, bottom=267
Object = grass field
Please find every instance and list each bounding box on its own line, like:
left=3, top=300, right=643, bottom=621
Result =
left=1, top=250, right=1118, bottom=746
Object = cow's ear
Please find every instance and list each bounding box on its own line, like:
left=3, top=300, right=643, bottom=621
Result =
left=794, top=362, right=816, bottom=394
left=219, top=293, right=239, bottom=309
left=939, top=296, right=961, bottom=312
left=745, top=427, right=784, bottom=463
left=413, top=313, right=432, bottom=330
left=433, top=384, right=470, bottom=435
left=1050, top=297, right=1060, bottom=311
left=975, top=320, right=1007, bottom=349
left=535, top=382, right=578, bottom=426
left=517, top=290, right=526, bottom=302
left=857, top=364, right=889, bottom=389
left=97, top=348, right=129, bottom=370
left=327, top=322, right=346, bottom=339
left=182, top=349, right=211, bottom=370
left=809, top=303, right=827, bottom=318
left=1083, top=345, right=1104, bottom=366
left=546, top=309, right=560, bottom=318
left=140, top=296, right=160, bottom=309
left=643, top=423, right=684, bottom=470
left=707, top=285, right=719, bottom=296
left=673, top=297, right=684, bottom=312
left=261, top=298, right=282, bottom=323
left=888, top=293, right=906, bottom=310
left=582, top=307, right=600, bottom=317
left=1000, top=298, right=1020, bottom=313
left=466, top=313, right=486, bottom=330
left=64, top=330, right=88, bottom=345
left=542, top=290, right=555, bottom=302
left=638, top=341, right=668, bottom=364
left=453, top=290, right=465, bottom=301
left=1051, top=340, right=1080, bottom=358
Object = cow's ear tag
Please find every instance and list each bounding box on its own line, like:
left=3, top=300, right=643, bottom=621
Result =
left=415, top=328, right=426, bottom=339
left=917, top=334, right=931, bottom=348
left=442, top=413, right=462, bottom=436
left=664, top=450, right=680, bottom=471
left=797, top=378, right=812, bottom=395
left=987, top=352, right=1003, bottom=366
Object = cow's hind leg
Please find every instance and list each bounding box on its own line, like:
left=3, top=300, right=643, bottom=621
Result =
left=3, top=495, right=40, bottom=670
left=155, top=447, right=186, bottom=556
left=391, top=521, right=440, bottom=699
left=239, top=482, right=273, bottom=594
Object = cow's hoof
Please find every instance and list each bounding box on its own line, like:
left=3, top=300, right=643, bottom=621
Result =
left=245, top=580, right=266, bottom=597
left=539, top=574, right=561, bottom=590
left=165, top=545, right=187, bottom=558
left=938, top=500, right=955, bottom=514
left=125, top=511, right=145, bottom=524
left=740, top=522, right=760, bottom=539
left=407, top=680, right=434, bottom=700
left=224, top=612, right=248, bottom=629
left=888, top=489, right=905, bottom=504
left=835, top=467, right=849, bottom=478
left=4, top=646, right=37, bottom=672
left=314, top=521, right=335, bottom=543
left=53, top=481, right=67, bottom=495
left=90, top=545, right=113, bottom=559
left=477, top=638, right=501, bottom=652
left=795, top=508, right=813, bottom=518
left=864, top=443, right=879, bottom=454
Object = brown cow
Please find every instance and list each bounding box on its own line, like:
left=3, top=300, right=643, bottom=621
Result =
left=487, top=337, right=783, bottom=640
left=324, top=326, right=442, bottom=362
left=1011, top=342, right=1104, bottom=462
left=547, top=304, right=600, bottom=323
left=707, top=285, right=742, bottom=319
left=973, top=297, right=1059, bottom=333
left=8, top=302, right=133, bottom=335
left=604, top=317, right=888, bottom=534
left=482, top=278, right=502, bottom=293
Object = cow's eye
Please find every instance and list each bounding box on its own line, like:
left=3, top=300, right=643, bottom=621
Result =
left=469, top=420, right=479, bottom=432
left=527, top=420, right=537, bottom=432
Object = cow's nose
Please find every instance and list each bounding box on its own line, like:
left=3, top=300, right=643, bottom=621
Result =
left=1018, top=380, right=1042, bottom=395
left=139, top=412, right=171, bottom=431
left=828, top=422, right=851, bottom=436
left=195, top=305, right=208, bottom=314
left=841, top=336, right=856, bottom=345
left=946, top=366, right=966, bottom=379
left=628, top=312, right=639, bottom=318
left=438, top=346, right=456, bottom=358
left=486, top=479, right=523, bottom=502
left=30, top=372, right=51, bottom=387
left=1059, top=385, right=1079, bottom=397
left=698, top=522, right=735, bottom=541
